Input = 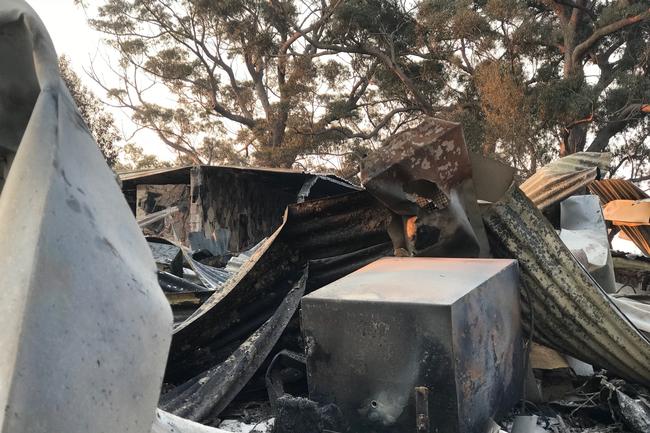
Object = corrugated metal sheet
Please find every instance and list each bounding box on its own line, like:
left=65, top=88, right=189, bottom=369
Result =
left=538, top=152, right=612, bottom=173
left=589, top=179, right=647, bottom=202
left=520, top=152, right=611, bottom=210
left=118, top=164, right=361, bottom=191
left=160, top=271, right=308, bottom=423
left=483, top=185, right=650, bottom=386
left=164, top=190, right=393, bottom=382
left=589, top=179, right=650, bottom=256
left=158, top=191, right=392, bottom=421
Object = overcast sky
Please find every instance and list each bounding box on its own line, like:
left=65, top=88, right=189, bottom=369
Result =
left=27, top=0, right=174, bottom=160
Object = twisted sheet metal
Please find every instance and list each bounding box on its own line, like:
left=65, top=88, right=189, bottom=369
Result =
left=165, top=191, right=392, bottom=382
left=520, top=152, right=611, bottom=210
left=159, top=191, right=392, bottom=421
left=589, top=179, right=650, bottom=256
left=160, top=271, right=307, bottom=422
left=361, top=117, right=490, bottom=258
left=0, top=2, right=172, bottom=431
left=483, top=185, right=650, bottom=385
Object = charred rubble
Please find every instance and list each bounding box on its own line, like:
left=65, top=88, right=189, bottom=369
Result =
left=107, top=120, right=650, bottom=433
left=4, top=2, right=650, bottom=433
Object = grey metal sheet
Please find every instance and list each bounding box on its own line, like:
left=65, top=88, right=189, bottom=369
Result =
left=0, top=2, right=172, bottom=432
left=559, top=195, right=616, bottom=293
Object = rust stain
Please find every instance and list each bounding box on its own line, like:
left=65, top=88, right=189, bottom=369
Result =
left=520, top=152, right=611, bottom=210
left=360, top=117, right=489, bottom=257
left=406, top=216, right=417, bottom=240
left=589, top=179, right=650, bottom=256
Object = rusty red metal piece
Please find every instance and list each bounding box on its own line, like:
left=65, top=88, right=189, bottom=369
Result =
left=589, top=179, right=650, bottom=256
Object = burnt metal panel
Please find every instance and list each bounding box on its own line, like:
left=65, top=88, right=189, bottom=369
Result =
left=469, top=152, right=516, bottom=203
left=121, top=165, right=358, bottom=255
left=165, top=191, right=393, bottom=380
left=301, top=257, right=523, bottom=433
left=159, top=192, right=393, bottom=421
left=119, top=165, right=358, bottom=193
left=361, top=117, right=490, bottom=258
left=191, top=166, right=297, bottom=254
left=520, top=152, right=611, bottom=210
left=0, top=3, right=172, bottom=432
left=589, top=179, right=650, bottom=256
left=160, top=271, right=307, bottom=423
left=483, top=185, right=650, bottom=386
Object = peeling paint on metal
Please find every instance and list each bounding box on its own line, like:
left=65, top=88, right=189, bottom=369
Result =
left=361, top=117, right=490, bottom=258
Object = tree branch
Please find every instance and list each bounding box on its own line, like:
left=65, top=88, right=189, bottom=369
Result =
left=305, top=106, right=420, bottom=140
left=572, top=7, right=650, bottom=64
left=630, top=174, right=650, bottom=183
left=587, top=104, right=650, bottom=152
left=554, top=0, right=596, bottom=20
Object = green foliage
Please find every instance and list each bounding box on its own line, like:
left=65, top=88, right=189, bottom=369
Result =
left=59, top=56, right=120, bottom=167
left=332, top=0, right=418, bottom=46
left=114, top=143, right=173, bottom=170
left=89, top=0, right=424, bottom=169
left=86, top=0, right=650, bottom=177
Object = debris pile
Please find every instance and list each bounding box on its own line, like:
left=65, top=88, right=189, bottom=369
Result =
left=3, top=2, right=650, bottom=433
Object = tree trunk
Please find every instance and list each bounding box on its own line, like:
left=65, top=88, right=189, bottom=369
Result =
left=569, top=125, right=587, bottom=153
left=587, top=120, right=627, bottom=152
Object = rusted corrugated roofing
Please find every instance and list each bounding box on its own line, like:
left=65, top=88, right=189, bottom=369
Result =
left=589, top=179, right=647, bottom=202
left=520, top=152, right=611, bottom=210
left=483, top=185, right=650, bottom=386
left=589, top=179, right=650, bottom=256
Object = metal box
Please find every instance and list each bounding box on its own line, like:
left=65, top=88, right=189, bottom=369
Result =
left=301, top=257, right=523, bottom=433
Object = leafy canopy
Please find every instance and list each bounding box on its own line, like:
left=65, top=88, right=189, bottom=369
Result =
left=86, top=0, right=650, bottom=177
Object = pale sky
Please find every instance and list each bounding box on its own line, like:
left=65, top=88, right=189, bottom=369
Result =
left=27, top=0, right=175, bottom=160
left=20, top=1, right=648, bottom=256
